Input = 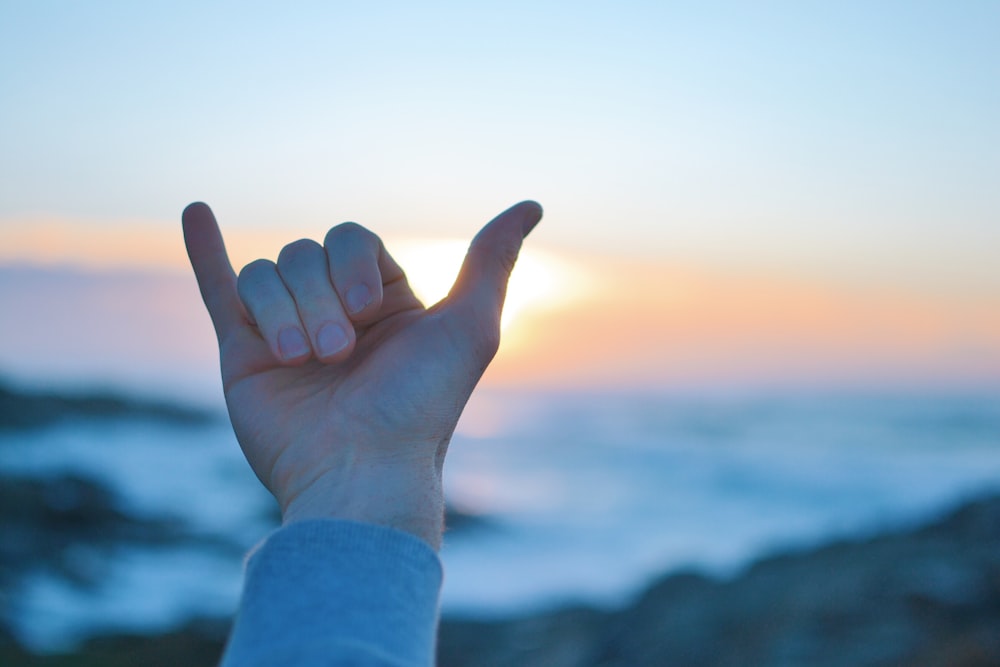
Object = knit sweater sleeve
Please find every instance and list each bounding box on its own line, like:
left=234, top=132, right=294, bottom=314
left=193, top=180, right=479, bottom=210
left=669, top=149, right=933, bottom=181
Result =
left=219, top=520, right=443, bottom=667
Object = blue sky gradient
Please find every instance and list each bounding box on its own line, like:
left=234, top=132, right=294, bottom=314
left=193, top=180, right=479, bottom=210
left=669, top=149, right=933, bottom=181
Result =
left=2, top=2, right=998, bottom=298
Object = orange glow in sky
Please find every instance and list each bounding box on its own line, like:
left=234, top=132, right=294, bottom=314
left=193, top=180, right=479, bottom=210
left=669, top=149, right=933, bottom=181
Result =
left=482, top=257, right=1000, bottom=390
left=2, top=217, right=998, bottom=392
left=0, top=214, right=290, bottom=271
left=391, top=238, right=588, bottom=335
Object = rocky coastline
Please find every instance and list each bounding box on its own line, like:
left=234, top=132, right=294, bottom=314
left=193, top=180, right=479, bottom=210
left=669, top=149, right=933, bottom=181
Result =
left=1, top=382, right=998, bottom=666
left=0, top=490, right=996, bottom=666
left=438, top=493, right=1000, bottom=666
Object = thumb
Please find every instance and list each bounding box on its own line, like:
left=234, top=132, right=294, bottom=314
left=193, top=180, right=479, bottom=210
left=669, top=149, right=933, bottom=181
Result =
left=444, top=200, right=543, bottom=351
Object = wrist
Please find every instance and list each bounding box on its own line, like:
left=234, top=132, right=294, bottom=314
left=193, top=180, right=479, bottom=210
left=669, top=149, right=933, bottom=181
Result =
left=279, top=461, right=445, bottom=550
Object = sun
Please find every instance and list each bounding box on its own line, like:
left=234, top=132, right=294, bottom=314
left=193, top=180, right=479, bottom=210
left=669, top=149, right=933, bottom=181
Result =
left=389, top=238, right=576, bottom=333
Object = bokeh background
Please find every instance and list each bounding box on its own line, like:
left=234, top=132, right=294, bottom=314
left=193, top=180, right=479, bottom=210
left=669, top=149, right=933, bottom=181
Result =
left=1, top=2, right=998, bottom=665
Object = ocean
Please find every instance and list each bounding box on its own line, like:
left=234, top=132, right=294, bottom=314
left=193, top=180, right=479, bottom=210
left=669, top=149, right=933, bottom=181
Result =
left=2, top=386, right=998, bottom=651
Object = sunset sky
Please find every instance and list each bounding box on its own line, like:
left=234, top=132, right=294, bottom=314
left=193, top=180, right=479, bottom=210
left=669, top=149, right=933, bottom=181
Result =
left=1, top=2, right=998, bottom=394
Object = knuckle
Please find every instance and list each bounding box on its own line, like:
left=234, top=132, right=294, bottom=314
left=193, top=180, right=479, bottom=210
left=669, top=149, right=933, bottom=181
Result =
left=236, top=260, right=278, bottom=321
left=237, top=258, right=275, bottom=287
left=324, top=221, right=364, bottom=242
left=277, top=238, right=323, bottom=269
left=324, top=222, right=379, bottom=252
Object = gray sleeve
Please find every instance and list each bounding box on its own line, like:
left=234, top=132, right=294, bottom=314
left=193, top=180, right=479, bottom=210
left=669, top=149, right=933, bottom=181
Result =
left=219, top=520, right=443, bottom=667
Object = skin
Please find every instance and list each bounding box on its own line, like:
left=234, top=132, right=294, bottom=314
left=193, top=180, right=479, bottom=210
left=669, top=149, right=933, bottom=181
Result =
left=182, top=201, right=543, bottom=550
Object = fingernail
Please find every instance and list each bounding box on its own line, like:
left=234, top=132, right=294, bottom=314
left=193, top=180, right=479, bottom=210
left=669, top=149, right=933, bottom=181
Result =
left=317, top=322, right=349, bottom=357
left=278, top=327, right=310, bottom=360
left=346, top=283, right=372, bottom=315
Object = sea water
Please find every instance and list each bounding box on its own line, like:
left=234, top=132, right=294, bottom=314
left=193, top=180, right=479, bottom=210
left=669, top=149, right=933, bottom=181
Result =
left=2, top=388, right=998, bottom=649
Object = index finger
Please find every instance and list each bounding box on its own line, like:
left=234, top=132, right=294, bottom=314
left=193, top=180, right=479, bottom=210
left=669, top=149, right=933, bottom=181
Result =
left=182, top=202, right=245, bottom=340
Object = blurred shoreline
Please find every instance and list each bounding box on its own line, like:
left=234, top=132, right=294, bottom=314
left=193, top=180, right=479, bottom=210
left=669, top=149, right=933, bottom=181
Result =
left=437, top=492, right=1000, bottom=666
left=2, top=380, right=999, bottom=665
left=2, top=490, right=998, bottom=666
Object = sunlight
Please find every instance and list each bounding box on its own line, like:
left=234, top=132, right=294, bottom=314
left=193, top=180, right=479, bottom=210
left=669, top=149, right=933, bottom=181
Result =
left=389, top=238, right=577, bottom=333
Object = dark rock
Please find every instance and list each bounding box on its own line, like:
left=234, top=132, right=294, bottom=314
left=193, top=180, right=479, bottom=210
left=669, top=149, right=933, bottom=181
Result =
left=0, top=382, right=214, bottom=431
left=438, top=493, right=1000, bottom=667
left=4, top=493, right=999, bottom=666
left=1, top=475, right=170, bottom=588
left=0, top=617, right=228, bottom=667
left=0, top=471, right=246, bottom=664
left=446, top=505, right=499, bottom=535
left=439, top=606, right=610, bottom=667
left=0, top=473, right=242, bottom=593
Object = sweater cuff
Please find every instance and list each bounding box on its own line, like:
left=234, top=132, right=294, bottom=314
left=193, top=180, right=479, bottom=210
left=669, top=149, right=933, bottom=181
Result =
left=221, top=520, right=443, bottom=667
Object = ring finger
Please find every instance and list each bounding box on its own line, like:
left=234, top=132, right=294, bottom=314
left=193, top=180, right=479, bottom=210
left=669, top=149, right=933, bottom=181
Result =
left=277, top=238, right=355, bottom=362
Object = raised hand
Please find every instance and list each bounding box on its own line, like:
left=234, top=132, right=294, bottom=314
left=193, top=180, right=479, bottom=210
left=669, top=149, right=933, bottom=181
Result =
left=182, top=201, right=542, bottom=549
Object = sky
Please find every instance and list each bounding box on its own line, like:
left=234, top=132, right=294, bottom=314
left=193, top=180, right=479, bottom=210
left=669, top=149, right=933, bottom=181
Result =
left=1, top=1, right=998, bottom=394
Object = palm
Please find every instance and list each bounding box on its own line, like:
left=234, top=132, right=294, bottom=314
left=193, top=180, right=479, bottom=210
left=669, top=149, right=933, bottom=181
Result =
left=220, top=298, right=471, bottom=506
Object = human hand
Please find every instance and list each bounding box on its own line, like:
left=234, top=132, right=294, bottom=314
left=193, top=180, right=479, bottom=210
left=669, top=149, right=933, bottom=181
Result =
left=182, top=201, right=542, bottom=549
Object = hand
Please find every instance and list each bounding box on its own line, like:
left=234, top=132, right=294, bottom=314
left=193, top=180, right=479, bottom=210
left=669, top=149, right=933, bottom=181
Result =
left=182, top=201, right=542, bottom=549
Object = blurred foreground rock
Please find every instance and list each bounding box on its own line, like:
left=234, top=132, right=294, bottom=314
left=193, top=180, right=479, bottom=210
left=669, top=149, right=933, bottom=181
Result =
left=2, top=493, right=998, bottom=666
left=0, top=381, right=213, bottom=431
left=439, top=493, right=1000, bottom=667
left=0, top=474, right=188, bottom=590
